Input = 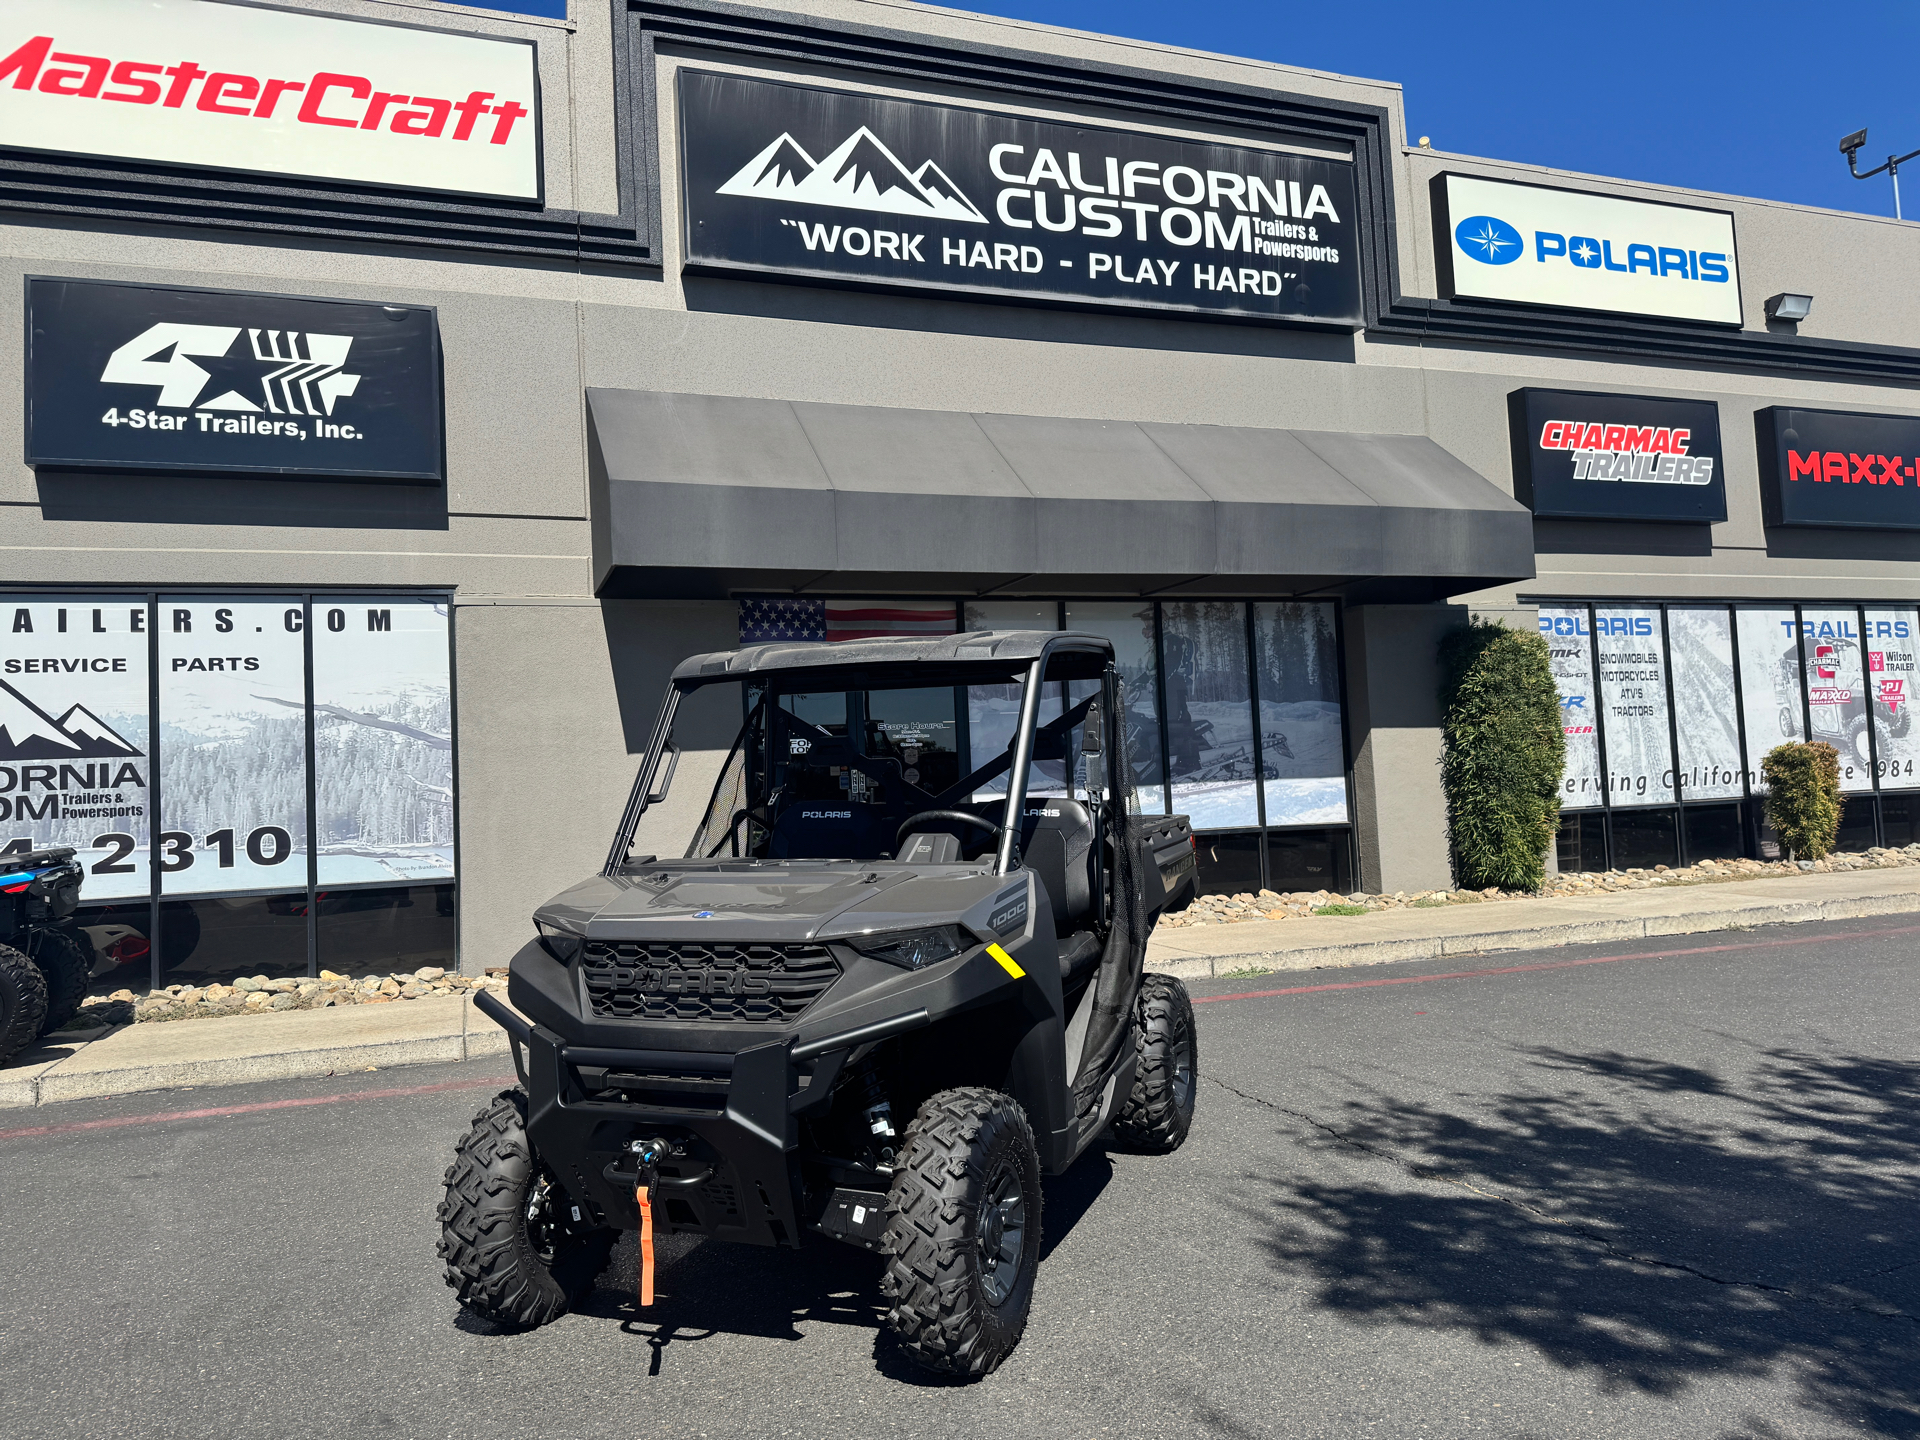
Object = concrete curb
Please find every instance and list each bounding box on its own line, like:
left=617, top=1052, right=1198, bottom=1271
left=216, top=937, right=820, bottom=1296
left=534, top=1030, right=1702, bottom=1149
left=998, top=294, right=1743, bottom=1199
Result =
left=1148, top=887, right=1917, bottom=982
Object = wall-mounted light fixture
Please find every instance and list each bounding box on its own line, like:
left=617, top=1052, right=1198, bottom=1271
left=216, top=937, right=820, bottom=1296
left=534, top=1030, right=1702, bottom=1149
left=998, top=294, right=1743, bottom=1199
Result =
left=1764, top=293, right=1814, bottom=324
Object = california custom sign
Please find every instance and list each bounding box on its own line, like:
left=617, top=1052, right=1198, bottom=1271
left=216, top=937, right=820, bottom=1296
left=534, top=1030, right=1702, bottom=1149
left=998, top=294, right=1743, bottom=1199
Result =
left=0, top=0, right=539, bottom=202
left=25, top=277, right=445, bottom=483
left=678, top=71, right=1363, bottom=326
left=1508, top=388, right=1726, bottom=523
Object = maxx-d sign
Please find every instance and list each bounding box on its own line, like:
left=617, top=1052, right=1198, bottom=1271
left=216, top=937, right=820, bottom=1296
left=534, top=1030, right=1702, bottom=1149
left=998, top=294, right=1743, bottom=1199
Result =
left=678, top=71, right=1363, bottom=327
left=25, top=277, right=444, bottom=483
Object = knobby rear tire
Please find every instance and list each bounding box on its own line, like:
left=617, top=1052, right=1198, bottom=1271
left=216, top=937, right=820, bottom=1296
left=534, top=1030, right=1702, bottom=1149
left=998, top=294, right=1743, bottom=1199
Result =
left=28, top=929, right=90, bottom=1037
left=1112, top=972, right=1197, bottom=1153
left=0, top=942, right=48, bottom=1067
left=880, top=1086, right=1043, bottom=1379
left=437, top=1088, right=615, bottom=1329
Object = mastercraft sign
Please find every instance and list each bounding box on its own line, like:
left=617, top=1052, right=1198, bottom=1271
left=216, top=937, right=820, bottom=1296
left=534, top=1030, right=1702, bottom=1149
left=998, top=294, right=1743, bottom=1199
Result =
left=679, top=71, right=1363, bottom=327
left=0, top=0, right=539, bottom=202
left=1436, top=174, right=1740, bottom=326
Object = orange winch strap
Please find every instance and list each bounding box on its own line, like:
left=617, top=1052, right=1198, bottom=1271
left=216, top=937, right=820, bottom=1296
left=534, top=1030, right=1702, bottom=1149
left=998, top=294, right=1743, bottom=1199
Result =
left=636, top=1183, right=655, bottom=1307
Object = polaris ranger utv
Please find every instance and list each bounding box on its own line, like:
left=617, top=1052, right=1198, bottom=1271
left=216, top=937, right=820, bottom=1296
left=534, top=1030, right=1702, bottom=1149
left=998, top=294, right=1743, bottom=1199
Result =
left=440, top=630, right=1200, bottom=1377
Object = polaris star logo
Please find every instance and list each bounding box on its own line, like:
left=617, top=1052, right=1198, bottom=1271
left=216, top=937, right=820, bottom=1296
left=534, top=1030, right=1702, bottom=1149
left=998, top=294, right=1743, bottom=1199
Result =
left=101, top=323, right=362, bottom=418
left=1454, top=214, right=1522, bottom=265
left=718, top=126, right=988, bottom=224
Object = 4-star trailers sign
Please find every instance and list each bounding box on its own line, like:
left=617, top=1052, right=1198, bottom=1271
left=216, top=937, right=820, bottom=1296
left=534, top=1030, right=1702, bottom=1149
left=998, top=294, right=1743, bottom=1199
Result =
left=0, top=0, right=539, bottom=202
left=678, top=72, right=1362, bottom=327
left=1434, top=173, right=1740, bottom=326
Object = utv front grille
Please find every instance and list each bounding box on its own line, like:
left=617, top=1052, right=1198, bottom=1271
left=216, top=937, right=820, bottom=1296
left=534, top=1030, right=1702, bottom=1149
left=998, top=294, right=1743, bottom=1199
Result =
left=581, top=941, right=840, bottom=1023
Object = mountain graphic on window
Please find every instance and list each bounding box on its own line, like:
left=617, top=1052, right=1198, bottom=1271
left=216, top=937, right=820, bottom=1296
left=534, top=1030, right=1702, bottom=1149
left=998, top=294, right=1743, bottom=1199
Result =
left=0, top=681, right=141, bottom=761
left=717, top=126, right=989, bottom=223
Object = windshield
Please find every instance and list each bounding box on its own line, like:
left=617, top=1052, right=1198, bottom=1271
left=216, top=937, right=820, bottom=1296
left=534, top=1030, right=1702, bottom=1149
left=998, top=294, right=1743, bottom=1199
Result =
left=681, top=673, right=1119, bottom=863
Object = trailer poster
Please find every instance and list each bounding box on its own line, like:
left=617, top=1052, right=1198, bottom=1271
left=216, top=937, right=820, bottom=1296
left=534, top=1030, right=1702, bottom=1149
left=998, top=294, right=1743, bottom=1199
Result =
left=158, top=598, right=309, bottom=895
left=311, top=599, right=453, bottom=885
left=1594, top=606, right=1675, bottom=804
left=0, top=596, right=152, bottom=901
left=1537, top=606, right=1604, bottom=807
left=1864, top=607, right=1918, bottom=789
left=1799, top=607, right=1874, bottom=793
left=1735, top=608, right=1803, bottom=791
left=1666, top=606, right=1744, bottom=801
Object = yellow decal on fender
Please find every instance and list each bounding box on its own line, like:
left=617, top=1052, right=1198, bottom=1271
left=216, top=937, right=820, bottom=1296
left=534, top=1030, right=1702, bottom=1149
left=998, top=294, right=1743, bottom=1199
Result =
left=986, top=943, right=1025, bottom=979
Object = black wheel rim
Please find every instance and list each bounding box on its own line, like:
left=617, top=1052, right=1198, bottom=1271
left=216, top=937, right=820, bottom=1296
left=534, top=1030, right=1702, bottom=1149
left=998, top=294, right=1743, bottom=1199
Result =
left=524, top=1172, right=563, bottom=1262
left=977, top=1163, right=1027, bottom=1307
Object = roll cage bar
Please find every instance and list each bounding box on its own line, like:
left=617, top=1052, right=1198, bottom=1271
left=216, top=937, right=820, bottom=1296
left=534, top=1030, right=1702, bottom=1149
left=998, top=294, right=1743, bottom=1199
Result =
left=602, top=632, right=1114, bottom=878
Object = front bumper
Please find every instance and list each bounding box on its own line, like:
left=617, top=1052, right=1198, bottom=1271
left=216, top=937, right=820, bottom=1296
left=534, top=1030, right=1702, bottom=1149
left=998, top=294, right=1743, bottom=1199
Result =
left=490, top=992, right=886, bottom=1249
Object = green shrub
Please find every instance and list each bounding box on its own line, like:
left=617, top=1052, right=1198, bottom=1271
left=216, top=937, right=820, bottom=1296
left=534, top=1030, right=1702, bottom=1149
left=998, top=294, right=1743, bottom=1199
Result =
left=1761, top=742, right=1842, bottom=860
left=1438, top=618, right=1565, bottom=892
left=1312, top=903, right=1368, bottom=916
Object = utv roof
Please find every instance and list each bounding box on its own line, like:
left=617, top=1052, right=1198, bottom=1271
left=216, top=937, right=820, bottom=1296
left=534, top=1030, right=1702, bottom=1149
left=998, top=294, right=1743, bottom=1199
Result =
left=672, top=629, right=1113, bottom=682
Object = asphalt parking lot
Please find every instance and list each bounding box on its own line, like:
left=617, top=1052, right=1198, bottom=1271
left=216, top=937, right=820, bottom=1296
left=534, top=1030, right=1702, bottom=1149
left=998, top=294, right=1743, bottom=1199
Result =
left=1, top=916, right=1914, bottom=1439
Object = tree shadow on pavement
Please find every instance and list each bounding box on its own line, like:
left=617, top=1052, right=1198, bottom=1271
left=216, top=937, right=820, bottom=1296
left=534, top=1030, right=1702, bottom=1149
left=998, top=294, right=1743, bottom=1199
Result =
left=1249, top=1036, right=1918, bottom=1437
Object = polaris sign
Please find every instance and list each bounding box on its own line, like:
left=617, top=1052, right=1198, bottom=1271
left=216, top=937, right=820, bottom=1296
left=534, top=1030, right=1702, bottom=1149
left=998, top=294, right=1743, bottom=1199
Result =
left=1435, top=174, right=1740, bottom=326
left=678, top=71, right=1362, bottom=327
left=25, top=277, right=444, bottom=483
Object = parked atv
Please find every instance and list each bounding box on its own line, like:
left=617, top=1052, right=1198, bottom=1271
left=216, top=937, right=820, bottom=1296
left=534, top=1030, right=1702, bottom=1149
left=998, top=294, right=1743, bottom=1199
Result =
left=440, top=630, right=1199, bottom=1377
left=0, top=846, right=88, bottom=1066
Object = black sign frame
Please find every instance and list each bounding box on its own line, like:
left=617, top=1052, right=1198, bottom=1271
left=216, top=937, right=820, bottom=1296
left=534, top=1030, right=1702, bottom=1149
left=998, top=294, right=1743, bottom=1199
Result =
left=24, top=276, right=445, bottom=484
left=1755, top=405, right=1920, bottom=532
left=676, top=70, right=1363, bottom=329
left=1508, top=387, right=1727, bottom=525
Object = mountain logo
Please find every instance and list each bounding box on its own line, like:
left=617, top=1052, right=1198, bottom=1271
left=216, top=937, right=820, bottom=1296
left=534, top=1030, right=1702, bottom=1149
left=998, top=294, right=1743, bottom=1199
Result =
left=717, top=127, right=988, bottom=224
left=100, top=323, right=362, bottom=417
left=0, top=680, right=142, bottom=762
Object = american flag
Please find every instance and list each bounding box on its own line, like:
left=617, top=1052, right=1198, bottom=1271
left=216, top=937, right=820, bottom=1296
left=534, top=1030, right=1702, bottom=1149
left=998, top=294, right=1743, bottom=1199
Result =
left=739, top=598, right=958, bottom=644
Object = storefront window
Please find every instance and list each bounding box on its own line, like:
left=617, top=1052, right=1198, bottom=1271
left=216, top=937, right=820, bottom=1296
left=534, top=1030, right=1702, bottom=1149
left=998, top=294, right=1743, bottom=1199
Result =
left=1666, top=606, right=1743, bottom=801
left=1063, top=602, right=1164, bottom=814
left=317, top=884, right=456, bottom=976
left=1160, top=602, right=1260, bottom=829
left=0, top=596, right=152, bottom=900
left=312, top=598, right=455, bottom=886
left=1862, top=607, right=1918, bottom=791
left=0, top=591, right=456, bottom=985
left=1537, top=606, right=1604, bottom=809
left=1594, top=605, right=1675, bottom=805
left=158, top=597, right=309, bottom=897
left=1252, top=602, right=1347, bottom=826
left=1735, top=608, right=1804, bottom=787
left=1799, top=607, right=1874, bottom=792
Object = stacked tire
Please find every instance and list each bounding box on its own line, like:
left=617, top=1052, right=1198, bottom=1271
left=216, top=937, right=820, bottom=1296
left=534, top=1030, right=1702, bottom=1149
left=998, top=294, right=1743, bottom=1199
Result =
left=0, top=930, right=94, bottom=1068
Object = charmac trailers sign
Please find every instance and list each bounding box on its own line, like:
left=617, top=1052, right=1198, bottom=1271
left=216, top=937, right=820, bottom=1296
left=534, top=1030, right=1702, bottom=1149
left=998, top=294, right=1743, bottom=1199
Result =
left=25, top=277, right=444, bottom=483
left=678, top=71, right=1362, bottom=327
left=0, top=0, right=539, bottom=202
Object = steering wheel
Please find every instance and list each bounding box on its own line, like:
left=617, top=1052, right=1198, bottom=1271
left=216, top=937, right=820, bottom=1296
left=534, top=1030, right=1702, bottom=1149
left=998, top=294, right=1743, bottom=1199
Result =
left=895, top=810, right=1003, bottom=849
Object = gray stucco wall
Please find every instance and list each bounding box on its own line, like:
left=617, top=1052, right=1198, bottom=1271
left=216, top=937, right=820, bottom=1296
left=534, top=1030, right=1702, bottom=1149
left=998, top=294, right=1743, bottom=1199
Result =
left=0, top=0, right=1913, bottom=953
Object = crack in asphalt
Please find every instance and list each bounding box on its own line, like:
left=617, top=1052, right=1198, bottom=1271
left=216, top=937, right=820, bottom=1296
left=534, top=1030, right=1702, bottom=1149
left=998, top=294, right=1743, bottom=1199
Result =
left=1203, top=1072, right=1917, bottom=1323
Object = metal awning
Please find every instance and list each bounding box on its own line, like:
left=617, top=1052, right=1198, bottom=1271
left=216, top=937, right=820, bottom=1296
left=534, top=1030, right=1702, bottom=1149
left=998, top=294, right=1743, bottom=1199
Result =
left=587, top=389, right=1535, bottom=601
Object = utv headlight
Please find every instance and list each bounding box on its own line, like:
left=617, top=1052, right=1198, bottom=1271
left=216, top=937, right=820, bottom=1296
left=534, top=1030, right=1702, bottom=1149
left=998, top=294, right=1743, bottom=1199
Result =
left=850, top=925, right=970, bottom=972
left=534, top=919, right=583, bottom=964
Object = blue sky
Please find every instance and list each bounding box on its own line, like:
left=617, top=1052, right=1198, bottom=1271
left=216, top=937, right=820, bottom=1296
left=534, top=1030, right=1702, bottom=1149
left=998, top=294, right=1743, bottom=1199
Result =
left=461, top=0, right=1918, bottom=217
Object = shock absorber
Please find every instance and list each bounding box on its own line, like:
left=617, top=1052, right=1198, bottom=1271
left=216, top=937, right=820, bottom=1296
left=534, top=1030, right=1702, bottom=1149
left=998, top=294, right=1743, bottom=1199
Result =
left=852, top=1061, right=897, bottom=1164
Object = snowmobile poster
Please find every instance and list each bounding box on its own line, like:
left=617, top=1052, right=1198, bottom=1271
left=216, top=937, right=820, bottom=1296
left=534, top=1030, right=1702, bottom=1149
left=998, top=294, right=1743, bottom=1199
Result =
left=677, top=69, right=1362, bottom=327
left=0, top=597, right=152, bottom=901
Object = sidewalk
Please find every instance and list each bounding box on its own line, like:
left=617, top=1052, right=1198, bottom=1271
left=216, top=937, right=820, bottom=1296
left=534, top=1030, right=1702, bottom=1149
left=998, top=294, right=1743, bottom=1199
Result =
left=0, top=992, right=513, bottom=1110
left=1147, top=866, right=1918, bottom=979
left=1, top=867, right=1912, bottom=1110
